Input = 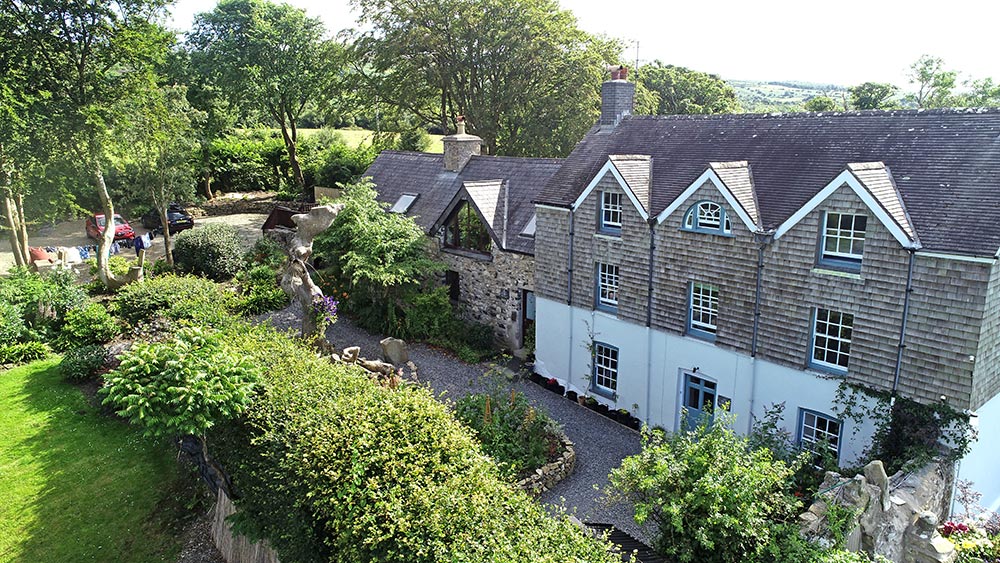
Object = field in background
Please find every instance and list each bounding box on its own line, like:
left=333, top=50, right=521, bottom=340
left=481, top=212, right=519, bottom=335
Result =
left=298, top=128, right=444, bottom=153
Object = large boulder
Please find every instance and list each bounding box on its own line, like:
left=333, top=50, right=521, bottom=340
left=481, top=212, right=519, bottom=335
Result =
left=380, top=337, right=409, bottom=365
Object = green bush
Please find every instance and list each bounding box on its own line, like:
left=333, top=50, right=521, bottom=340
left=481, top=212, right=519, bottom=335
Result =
left=113, top=274, right=237, bottom=327
left=403, top=286, right=452, bottom=339
left=87, top=255, right=135, bottom=278
left=208, top=325, right=620, bottom=563
left=0, top=341, right=49, bottom=365
left=209, top=134, right=276, bottom=192
left=455, top=386, right=560, bottom=479
left=100, top=327, right=259, bottom=438
left=172, top=224, right=245, bottom=281
left=60, top=344, right=108, bottom=381
left=244, top=236, right=286, bottom=270
left=236, top=265, right=289, bottom=316
left=60, top=302, right=120, bottom=345
left=0, top=301, right=26, bottom=345
left=610, top=411, right=801, bottom=563
left=0, top=268, right=86, bottom=336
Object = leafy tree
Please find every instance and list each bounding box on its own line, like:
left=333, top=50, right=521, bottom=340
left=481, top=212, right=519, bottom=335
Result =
left=115, top=85, right=200, bottom=265
left=962, top=77, right=1000, bottom=107
left=351, top=0, right=620, bottom=157
left=313, top=178, right=442, bottom=334
left=187, top=0, right=339, bottom=188
left=848, top=82, right=900, bottom=110
left=634, top=61, right=740, bottom=115
left=906, top=55, right=958, bottom=109
left=610, top=411, right=801, bottom=563
left=804, top=96, right=839, bottom=112
left=4, top=0, right=173, bottom=288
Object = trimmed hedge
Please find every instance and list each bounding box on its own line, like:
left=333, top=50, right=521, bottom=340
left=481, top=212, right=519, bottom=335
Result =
left=172, top=224, right=245, bottom=281
left=210, top=325, right=620, bottom=563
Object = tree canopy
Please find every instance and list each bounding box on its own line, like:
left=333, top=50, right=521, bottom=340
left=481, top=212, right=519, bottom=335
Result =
left=906, top=55, right=958, bottom=109
left=188, top=0, right=340, bottom=187
left=350, top=0, right=619, bottom=157
left=848, top=82, right=900, bottom=110
left=634, top=62, right=740, bottom=115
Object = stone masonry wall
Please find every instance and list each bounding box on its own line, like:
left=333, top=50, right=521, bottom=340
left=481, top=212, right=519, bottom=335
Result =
left=431, top=239, right=534, bottom=351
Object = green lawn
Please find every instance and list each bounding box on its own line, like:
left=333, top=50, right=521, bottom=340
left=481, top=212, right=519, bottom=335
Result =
left=0, top=359, right=188, bottom=563
left=298, top=127, right=444, bottom=153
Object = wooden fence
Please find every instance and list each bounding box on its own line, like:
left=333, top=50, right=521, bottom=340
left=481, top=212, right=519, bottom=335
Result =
left=211, top=489, right=281, bottom=563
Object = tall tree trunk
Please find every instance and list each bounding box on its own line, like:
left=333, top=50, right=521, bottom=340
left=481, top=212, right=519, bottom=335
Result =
left=201, top=144, right=214, bottom=200
left=279, top=121, right=304, bottom=188
left=93, top=164, right=126, bottom=290
left=14, top=192, right=29, bottom=264
left=159, top=204, right=174, bottom=267
left=2, top=192, right=25, bottom=268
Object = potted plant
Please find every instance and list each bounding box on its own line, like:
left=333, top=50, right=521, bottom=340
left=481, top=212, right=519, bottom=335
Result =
left=565, top=390, right=578, bottom=402
left=545, top=377, right=560, bottom=393
left=585, top=396, right=598, bottom=409
left=595, top=402, right=609, bottom=416
left=615, top=408, right=630, bottom=423
left=529, top=372, right=542, bottom=384
left=626, top=415, right=641, bottom=430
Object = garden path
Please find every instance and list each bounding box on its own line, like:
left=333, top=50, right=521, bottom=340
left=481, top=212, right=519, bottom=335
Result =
left=264, top=305, right=652, bottom=544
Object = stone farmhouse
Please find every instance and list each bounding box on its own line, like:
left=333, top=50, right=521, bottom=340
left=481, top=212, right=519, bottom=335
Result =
left=533, top=76, right=1000, bottom=510
left=362, top=120, right=561, bottom=352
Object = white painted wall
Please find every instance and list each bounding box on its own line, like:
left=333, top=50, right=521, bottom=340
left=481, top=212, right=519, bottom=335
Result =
left=957, top=390, right=1000, bottom=513
left=536, top=296, right=878, bottom=466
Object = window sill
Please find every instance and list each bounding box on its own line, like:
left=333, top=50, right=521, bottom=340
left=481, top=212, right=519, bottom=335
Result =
left=594, top=232, right=622, bottom=241
left=680, top=227, right=735, bottom=238
left=811, top=267, right=863, bottom=281
left=442, top=247, right=493, bottom=262
left=686, top=329, right=717, bottom=343
left=807, top=362, right=849, bottom=377
left=590, top=385, right=617, bottom=401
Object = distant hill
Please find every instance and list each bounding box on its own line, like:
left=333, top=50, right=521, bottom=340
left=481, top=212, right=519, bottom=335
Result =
left=728, top=79, right=850, bottom=113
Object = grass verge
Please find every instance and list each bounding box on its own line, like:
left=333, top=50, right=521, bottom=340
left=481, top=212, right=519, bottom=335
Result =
left=0, top=358, right=193, bottom=563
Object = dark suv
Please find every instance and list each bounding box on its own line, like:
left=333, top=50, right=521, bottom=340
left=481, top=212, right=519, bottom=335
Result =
left=141, top=203, right=194, bottom=234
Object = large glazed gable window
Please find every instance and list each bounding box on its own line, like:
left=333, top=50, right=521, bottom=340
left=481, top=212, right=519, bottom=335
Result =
left=820, top=212, right=867, bottom=270
left=444, top=201, right=491, bottom=254
left=810, top=308, right=853, bottom=373
left=599, top=191, right=622, bottom=234
left=592, top=342, right=618, bottom=397
left=682, top=201, right=732, bottom=235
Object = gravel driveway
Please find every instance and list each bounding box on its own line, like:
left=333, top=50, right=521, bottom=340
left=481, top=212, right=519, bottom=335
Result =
left=264, top=305, right=652, bottom=544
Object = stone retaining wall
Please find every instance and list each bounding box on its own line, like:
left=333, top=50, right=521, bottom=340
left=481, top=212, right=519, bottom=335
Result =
left=517, top=434, right=575, bottom=496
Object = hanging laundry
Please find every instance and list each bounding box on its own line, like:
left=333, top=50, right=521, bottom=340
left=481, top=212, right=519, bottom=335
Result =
left=77, top=246, right=90, bottom=260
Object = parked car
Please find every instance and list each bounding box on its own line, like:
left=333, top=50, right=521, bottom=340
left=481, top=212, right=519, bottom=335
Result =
left=141, top=203, right=195, bottom=234
left=85, top=213, right=135, bottom=241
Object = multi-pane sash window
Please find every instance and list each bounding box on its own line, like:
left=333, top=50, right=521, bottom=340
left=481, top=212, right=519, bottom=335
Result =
left=689, top=283, right=719, bottom=337
left=593, top=342, right=619, bottom=393
left=800, top=410, right=842, bottom=458
left=812, top=308, right=853, bottom=371
left=683, top=201, right=732, bottom=234
left=822, top=212, right=867, bottom=263
left=600, top=191, right=623, bottom=232
left=597, top=263, right=620, bottom=310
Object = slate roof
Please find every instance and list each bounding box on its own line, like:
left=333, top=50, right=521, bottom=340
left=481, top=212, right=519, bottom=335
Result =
left=538, top=108, right=1000, bottom=256
left=362, top=151, right=563, bottom=255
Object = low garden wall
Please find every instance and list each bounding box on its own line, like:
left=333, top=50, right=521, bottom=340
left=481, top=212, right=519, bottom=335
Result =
left=517, top=433, right=576, bottom=496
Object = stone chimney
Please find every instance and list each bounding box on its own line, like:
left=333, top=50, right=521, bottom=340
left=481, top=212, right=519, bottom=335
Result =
left=442, top=116, right=482, bottom=172
left=600, top=65, right=635, bottom=128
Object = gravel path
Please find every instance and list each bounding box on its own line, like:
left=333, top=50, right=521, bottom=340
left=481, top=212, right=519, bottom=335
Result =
left=263, top=305, right=652, bottom=544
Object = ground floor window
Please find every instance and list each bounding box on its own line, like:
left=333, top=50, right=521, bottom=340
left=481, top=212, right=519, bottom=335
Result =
left=592, top=342, right=618, bottom=396
left=445, top=270, right=460, bottom=301
left=798, top=409, right=842, bottom=460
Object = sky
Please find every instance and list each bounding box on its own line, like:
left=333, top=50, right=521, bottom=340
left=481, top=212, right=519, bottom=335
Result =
left=168, top=0, right=1000, bottom=88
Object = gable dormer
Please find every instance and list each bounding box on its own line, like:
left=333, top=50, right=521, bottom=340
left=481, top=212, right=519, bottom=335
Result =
left=571, top=155, right=652, bottom=236
left=655, top=162, right=760, bottom=234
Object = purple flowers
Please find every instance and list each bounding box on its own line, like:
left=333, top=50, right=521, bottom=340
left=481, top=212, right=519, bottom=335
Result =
left=311, top=295, right=339, bottom=328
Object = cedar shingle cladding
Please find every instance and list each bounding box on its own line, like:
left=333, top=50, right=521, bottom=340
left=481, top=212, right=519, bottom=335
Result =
left=535, top=109, right=1000, bottom=409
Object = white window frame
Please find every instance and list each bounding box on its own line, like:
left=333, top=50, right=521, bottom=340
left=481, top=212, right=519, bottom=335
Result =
left=592, top=342, right=618, bottom=395
left=600, top=191, right=623, bottom=232
left=811, top=308, right=853, bottom=372
left=689, top=282, right=719, bottom=338
left=682, top=201, right=732, bottom=235
left=821, top=212, right=867, bottom=263
left=799, top=409, right=842, bottom=459
left=596, top=262, right=620, bottom=310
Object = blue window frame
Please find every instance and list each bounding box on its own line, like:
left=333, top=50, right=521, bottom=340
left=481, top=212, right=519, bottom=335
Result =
left=798, top=409, right=842, bottom=463
left=682, top=201, right=732, bottom=235
left=682, top=373, right=717, bottom=431
left=809, top=308, right=853, bottom=373
left=591, top=342, right=618, bottom=398
left=595, top=262, right=619, bottom=313
left=599, top=191, right=622, bottom=234
left=818, top=212, right=866, bottom=272
left=687, top=282, right=718, bottom=341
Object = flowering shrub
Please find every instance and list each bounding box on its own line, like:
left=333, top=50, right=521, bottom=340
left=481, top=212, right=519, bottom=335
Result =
left=942, top=521, right=971, bottom=537
left=310, top=295, right=338, bottom=333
